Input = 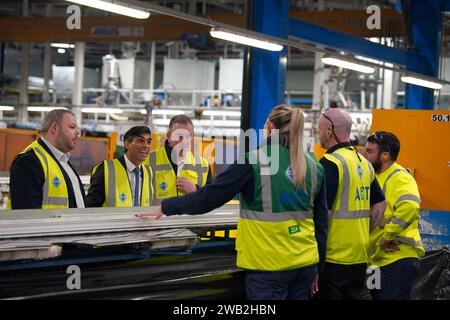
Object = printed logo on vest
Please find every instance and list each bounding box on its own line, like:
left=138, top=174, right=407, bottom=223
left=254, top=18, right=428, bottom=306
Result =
left=52, top=176, right=61, bottom=188
left=119, top=192, right=127, bottom=202
left=160, top=182, right=168, bottom=191
left=357, top=164, right=363, bottom=180
left=285, top=165, right=293, bottom=183
left=288, top=225, right=301, bottom=235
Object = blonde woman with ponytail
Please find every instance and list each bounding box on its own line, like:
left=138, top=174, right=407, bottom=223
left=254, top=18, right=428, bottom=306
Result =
left=140, top=104, right=328, bottom=300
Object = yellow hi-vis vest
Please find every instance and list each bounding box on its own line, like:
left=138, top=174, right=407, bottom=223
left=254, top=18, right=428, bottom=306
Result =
left=146, top=147, right=209, bottom=205
left=91, top=159, right=153, bottom=207
left=368, top=163, right=425, bottom=267
left=324, top=147, right=375, bottom=265
left=238, top=145, right=324, bottom=271
left=7, top=140, right=69, bottom=209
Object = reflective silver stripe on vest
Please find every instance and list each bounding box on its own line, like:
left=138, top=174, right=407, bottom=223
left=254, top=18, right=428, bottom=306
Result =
left=395, top=236, right=422, bottom=248
left=368, top=162, right=374, bottom=182
left=240, top=209, right=313, bottom=222
left=394, top=194, right=421, bottom=207
left=305, top=154, right=317, bottom=208
left=148, top=153, right=161, bottom=205
left=382, top=168, right=409, bottom=193
left=34, top=147, right=68, bottom=207
left=153, top=163, right=172, bottom=171
left=106, top=160, right=116, bottom=207
left=143, top=165, right=153, bottom=205
left=253, top=149, right=272, bottom=212
left=379, top=216, right=418, bottom=229
left=391, top=216, right=413, bottom=229
left=332, top=209, right=371, bottom=219
left=190, top=154, right=209, bottom=186
left=328, top=153, right=372, bottom=220
left=328, top=153, right=350, bottom=211
left=47, top=197, right=69, bottom=206
left=368, top=236, right=422, bottom=256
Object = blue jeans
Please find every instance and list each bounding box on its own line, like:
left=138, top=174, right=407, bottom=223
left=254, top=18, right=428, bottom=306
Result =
left=245, top=264, right=317, bottom=300
left=371, top=258, right=420, bottom=300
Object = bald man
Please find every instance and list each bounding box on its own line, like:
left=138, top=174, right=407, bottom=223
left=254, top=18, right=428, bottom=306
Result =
left=317, top=108, right=386, bottom=300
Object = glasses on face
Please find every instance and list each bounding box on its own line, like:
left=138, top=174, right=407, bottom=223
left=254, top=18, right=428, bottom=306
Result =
left=322, top=108, right=363, bottom=162
left=320, top=109, right=341, bottom=144
left=321, top=109, right=335, bottom=130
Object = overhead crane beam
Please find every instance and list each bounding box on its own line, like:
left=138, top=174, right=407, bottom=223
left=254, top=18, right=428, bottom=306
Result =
left=0, top=9, right=408, bottom=42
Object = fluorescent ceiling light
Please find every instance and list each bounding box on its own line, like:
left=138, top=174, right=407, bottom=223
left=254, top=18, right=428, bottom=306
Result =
left=210, top=28, right=283, bottom=52
left=81, top=108, right=123, bottom=114
left=65, top=0, right=150, bottom=19
left=152, top=109, right=185, bottom=115
left=27, top=106, right=67, bottom=112
left=322, top=57, right=375, bottom=74
left=51, top=43, right=75, bottom=49
left=57, top=48, right=66, bottom=54
left=400, top=76, right=443, bottom=90
left=203, top=110, right=241, bottom=117
left=0, top=106, right=14, bottom=111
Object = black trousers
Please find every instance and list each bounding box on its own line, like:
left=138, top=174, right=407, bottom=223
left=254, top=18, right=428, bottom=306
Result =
left=371, top=258, right=420, bottom=300
left=245, top=264, right=317, bottom=300
left=318, top=262, right=367, bottom=300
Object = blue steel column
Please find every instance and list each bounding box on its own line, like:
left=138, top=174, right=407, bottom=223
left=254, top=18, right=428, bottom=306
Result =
left=404, top=0, right=442, bottom=109
left=241, top=0, right=288, bottom=149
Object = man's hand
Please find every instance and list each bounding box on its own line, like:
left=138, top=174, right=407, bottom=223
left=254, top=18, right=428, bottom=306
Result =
left=310, top=272, right=319, bottom=297
left=176, top=177, right=196, bottom=193
left=136, top=206, right=164, bottom=220
left=380, top=238, right=400, bottom=252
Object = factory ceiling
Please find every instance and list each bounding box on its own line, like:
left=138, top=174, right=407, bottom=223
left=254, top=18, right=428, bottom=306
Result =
left=0, top=1, right=448, bottom=68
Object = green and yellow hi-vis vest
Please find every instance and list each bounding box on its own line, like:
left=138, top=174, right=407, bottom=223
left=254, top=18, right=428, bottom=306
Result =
left=238, top=143, right=324, bottom=271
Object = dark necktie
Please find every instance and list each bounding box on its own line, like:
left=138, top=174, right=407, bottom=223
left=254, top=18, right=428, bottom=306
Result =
left=133, top=167, right=140, bottom=207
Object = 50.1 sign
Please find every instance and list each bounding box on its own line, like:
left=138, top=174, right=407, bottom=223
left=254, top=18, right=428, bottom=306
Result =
left=431, top=114, right=450, bottom=122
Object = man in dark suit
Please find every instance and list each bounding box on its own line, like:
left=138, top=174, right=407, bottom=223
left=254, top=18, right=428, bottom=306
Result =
left=86, top=126, right=153, bottom=207
left=9, top=109, right=86, bottom=209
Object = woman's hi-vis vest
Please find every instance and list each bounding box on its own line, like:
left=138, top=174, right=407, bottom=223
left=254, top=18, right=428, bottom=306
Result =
left=324, top=147, right=375, bottom=265
left=147, top=147, right=209, bottom=205
left=368, top=163, right=425, bottom=267
left=7, top=140, right=69, bottom=209
left=238, top=143, right=324, bottom=271
left=91, top=159, right=153, bottom=207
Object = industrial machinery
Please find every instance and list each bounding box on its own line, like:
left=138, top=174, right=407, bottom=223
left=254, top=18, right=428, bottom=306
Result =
left=0, top=206, right=242, bottom=300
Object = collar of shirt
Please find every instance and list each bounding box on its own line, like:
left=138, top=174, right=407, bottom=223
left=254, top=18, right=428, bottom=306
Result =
left=326, top=141, right=353, bottom=154
left=40, top=136, right=71, bottom=163
left=124, top=154, right=140, bottom=174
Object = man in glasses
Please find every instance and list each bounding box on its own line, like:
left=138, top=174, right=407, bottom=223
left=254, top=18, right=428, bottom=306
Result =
left=317, top=108, right=386, bottom=300
left=143, top=114, right=212, bottom=205
left=363, top=131, right=424, bottom=300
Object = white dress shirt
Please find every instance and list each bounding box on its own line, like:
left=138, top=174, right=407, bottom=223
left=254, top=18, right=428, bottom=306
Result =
left=40, top=137, right=85, bottom=208
left=123, top=154, right=141, bottom=203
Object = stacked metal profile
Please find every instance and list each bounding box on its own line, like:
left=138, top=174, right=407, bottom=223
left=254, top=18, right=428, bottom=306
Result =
left=0, top=205, right=239, bottom=262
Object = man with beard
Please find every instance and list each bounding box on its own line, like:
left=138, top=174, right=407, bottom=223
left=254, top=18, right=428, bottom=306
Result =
left=8, top=109, right=86, bottom=209
left=317, top=108, right=386, bottom=300
left=87, top=126, right=154, bottom=207
left=363, top=131, right=424, bottom=300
